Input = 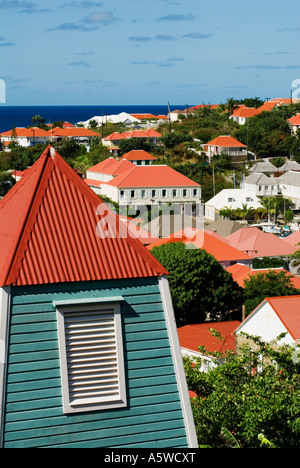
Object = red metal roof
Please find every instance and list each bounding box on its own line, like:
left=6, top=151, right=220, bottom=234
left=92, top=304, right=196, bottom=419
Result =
left=226, top=264, right=300, bottom=289
left=266, top=296, right=300, bottom=341
left=178, top=321, right=241, bottom=354
left=0, top=145, right=167, bottom=287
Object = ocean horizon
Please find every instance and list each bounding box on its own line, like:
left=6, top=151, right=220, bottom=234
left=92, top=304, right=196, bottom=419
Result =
left=0, top=104, right=189, bottom=133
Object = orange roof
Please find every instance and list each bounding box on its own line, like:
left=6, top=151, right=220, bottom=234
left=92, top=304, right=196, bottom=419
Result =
left=122, top=130, right=149, bottom=139
left=130, top=114, right=158, bottom=120
left=48, top=127, right=99, bottom=137
left=122, top=150, right=157, bottom=161
left=265, top=296, right=300, bottom=341
left=1, top=127, right=49, bottom=138
left=147, top=228, right=252, bottom=262
left=178, top=321, right=241, bottom=354
left=101, top=159, right=135, bottom=176
left=143, top=129, right=162, bottom=137
left=104, top=132, right=127, bottom=141
left=0, top=145, right=167, bottom=287
left=231, top=106, right=260, bottom=118
left=107, top=166, right=200, bottom=188
left=226, top=264, right=300, bottom=289
left=226, top=227, right=296, bottom=258
left=87, top=157, right=118, bottom=173
left=288, top=114, right=300, bottom=126
left=206, top=135, right=246, bottom=148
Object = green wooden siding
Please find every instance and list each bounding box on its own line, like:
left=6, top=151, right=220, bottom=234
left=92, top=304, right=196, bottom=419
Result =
left=3, top=277, right=188, bottom=448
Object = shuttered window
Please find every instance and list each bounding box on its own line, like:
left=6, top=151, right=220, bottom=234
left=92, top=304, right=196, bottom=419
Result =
left=56, top=302, right=127, bottom=414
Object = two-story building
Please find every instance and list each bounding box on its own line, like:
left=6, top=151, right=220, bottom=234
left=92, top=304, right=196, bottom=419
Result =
left=242, top=173, right=280, bottom=197
left=203, top=135, right=247, bottom=162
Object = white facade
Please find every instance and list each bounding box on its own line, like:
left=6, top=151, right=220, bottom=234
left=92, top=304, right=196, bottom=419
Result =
left=277, top=171, right=300, bottom=207
left=242, top=173, right=279, bottom=197
left=101, top=184, right=201, bottom=206
left=235, top=300, right=296, bottom=346
left=205, top=189, right=261, bottom=221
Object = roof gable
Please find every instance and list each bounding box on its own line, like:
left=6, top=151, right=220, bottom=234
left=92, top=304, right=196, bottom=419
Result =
left=0, top=146, right=167, bottom=287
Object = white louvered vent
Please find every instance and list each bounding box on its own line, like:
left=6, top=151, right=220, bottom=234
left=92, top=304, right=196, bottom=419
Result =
left=57, top=303, right=127, bottom=414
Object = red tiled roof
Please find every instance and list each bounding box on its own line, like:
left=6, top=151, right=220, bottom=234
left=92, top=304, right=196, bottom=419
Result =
left=143, top=129, right=162, bottom=137
left=48, top=127, right=100, bottom=137
left=147, top=228, right=252, bottom=262
left=226, top=227, right=296, bottom=258
left=104, top=132, right=127, bottom=141
left=0, top=145, right=167, bottom=287
left=122, top=150, right=157, bottom=161
left=107, top=166, right=200, bottom=188
left=226, top=264, right=300, bottom=289
left=1, top=127, right=49, bottom=138
left=288, top=114, right=300, bottom=126
left=231, top=106, right=260, bottom=118
left=178, top=321, right=241, bottom=354
left=87, top=157, right=118, bottom=173
left=206, top=135, right=246, bottom=148
left=122, top=131, right=149, bottom=139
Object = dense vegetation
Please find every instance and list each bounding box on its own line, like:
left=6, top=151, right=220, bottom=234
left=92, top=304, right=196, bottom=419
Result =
left=185, top=332, right=300, bottom=448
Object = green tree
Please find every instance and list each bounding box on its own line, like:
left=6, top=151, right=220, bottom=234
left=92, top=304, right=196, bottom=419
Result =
left=151, top=242, right=243, bottom=324
left=243, top=270, right=299, bottom=315
left=184, top=332, right=300, bottom=448
left=0, top=172, right=16, bottom=196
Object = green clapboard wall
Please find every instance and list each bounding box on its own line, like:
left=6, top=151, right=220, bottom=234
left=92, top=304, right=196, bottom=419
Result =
left=3, top=277, right=188, bottom=448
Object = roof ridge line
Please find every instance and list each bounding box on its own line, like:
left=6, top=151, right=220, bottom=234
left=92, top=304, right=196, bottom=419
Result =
left=4, top=147, right=53, bottom=285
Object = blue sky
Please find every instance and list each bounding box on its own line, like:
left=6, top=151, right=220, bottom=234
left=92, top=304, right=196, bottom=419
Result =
left=0, top=0, right=300, bottom=106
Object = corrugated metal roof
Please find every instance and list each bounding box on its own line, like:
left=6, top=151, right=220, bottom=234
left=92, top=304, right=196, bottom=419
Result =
left=0, top=145, right=167, bottom=287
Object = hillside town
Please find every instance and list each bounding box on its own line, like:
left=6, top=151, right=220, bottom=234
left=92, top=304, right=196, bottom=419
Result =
left=0, top=97, right=300, bottom=449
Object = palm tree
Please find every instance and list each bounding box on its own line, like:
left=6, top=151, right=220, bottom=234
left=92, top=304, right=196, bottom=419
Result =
left=225, top=98, right=238, bottom=116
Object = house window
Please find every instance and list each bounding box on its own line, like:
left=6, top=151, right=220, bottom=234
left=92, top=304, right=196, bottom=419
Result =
left=56, top=301, right=127, bottom=414
left=130, top=190, right=136, bottom=199
left=162, top=189, right=167, bottom=198
left=120, top=190, right=125, bottom=199
left=193, top=189, right=198, bottom=197
left=151, top=189, right=157, bottom=198
left=172, top=189, right=177, bottom=198
left=183, top=189, right=188, bottom=197
left=258, top=186, right=262, bottom=192
left=141, top=189, right=147, bottom=199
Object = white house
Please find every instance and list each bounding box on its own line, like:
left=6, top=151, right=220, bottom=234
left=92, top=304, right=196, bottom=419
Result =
left=78, top=112, right=142, bottom=127
left=276, top=171, right=300, bottom=207
left=0, top=127, right=49, bottom=148
left=203, top=135, right=247, bottom=162
left=205, top=189, right=261, bottom=221
left=235, top=296, right=300, bottom=346
left=122, top=150, right=157, bottom=165
left=287, top=114, right=300, bottom=135
left=242, top=173, right=280, bottom=197
left=100, top=165, right=202, bottom=209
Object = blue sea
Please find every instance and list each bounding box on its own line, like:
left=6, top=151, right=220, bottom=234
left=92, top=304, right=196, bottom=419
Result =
left=0, top=105, right=187, bottom=133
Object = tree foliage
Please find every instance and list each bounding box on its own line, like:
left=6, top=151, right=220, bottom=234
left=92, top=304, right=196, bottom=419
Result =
left=151, top=242, right=243, bottom=324
left=184, top=333, right=300, bottom=448
left=243, top=270, right=299, bottom=315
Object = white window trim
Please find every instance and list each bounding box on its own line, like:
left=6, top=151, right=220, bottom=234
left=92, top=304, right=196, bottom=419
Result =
left=55, top=298, right=127, bottom=414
